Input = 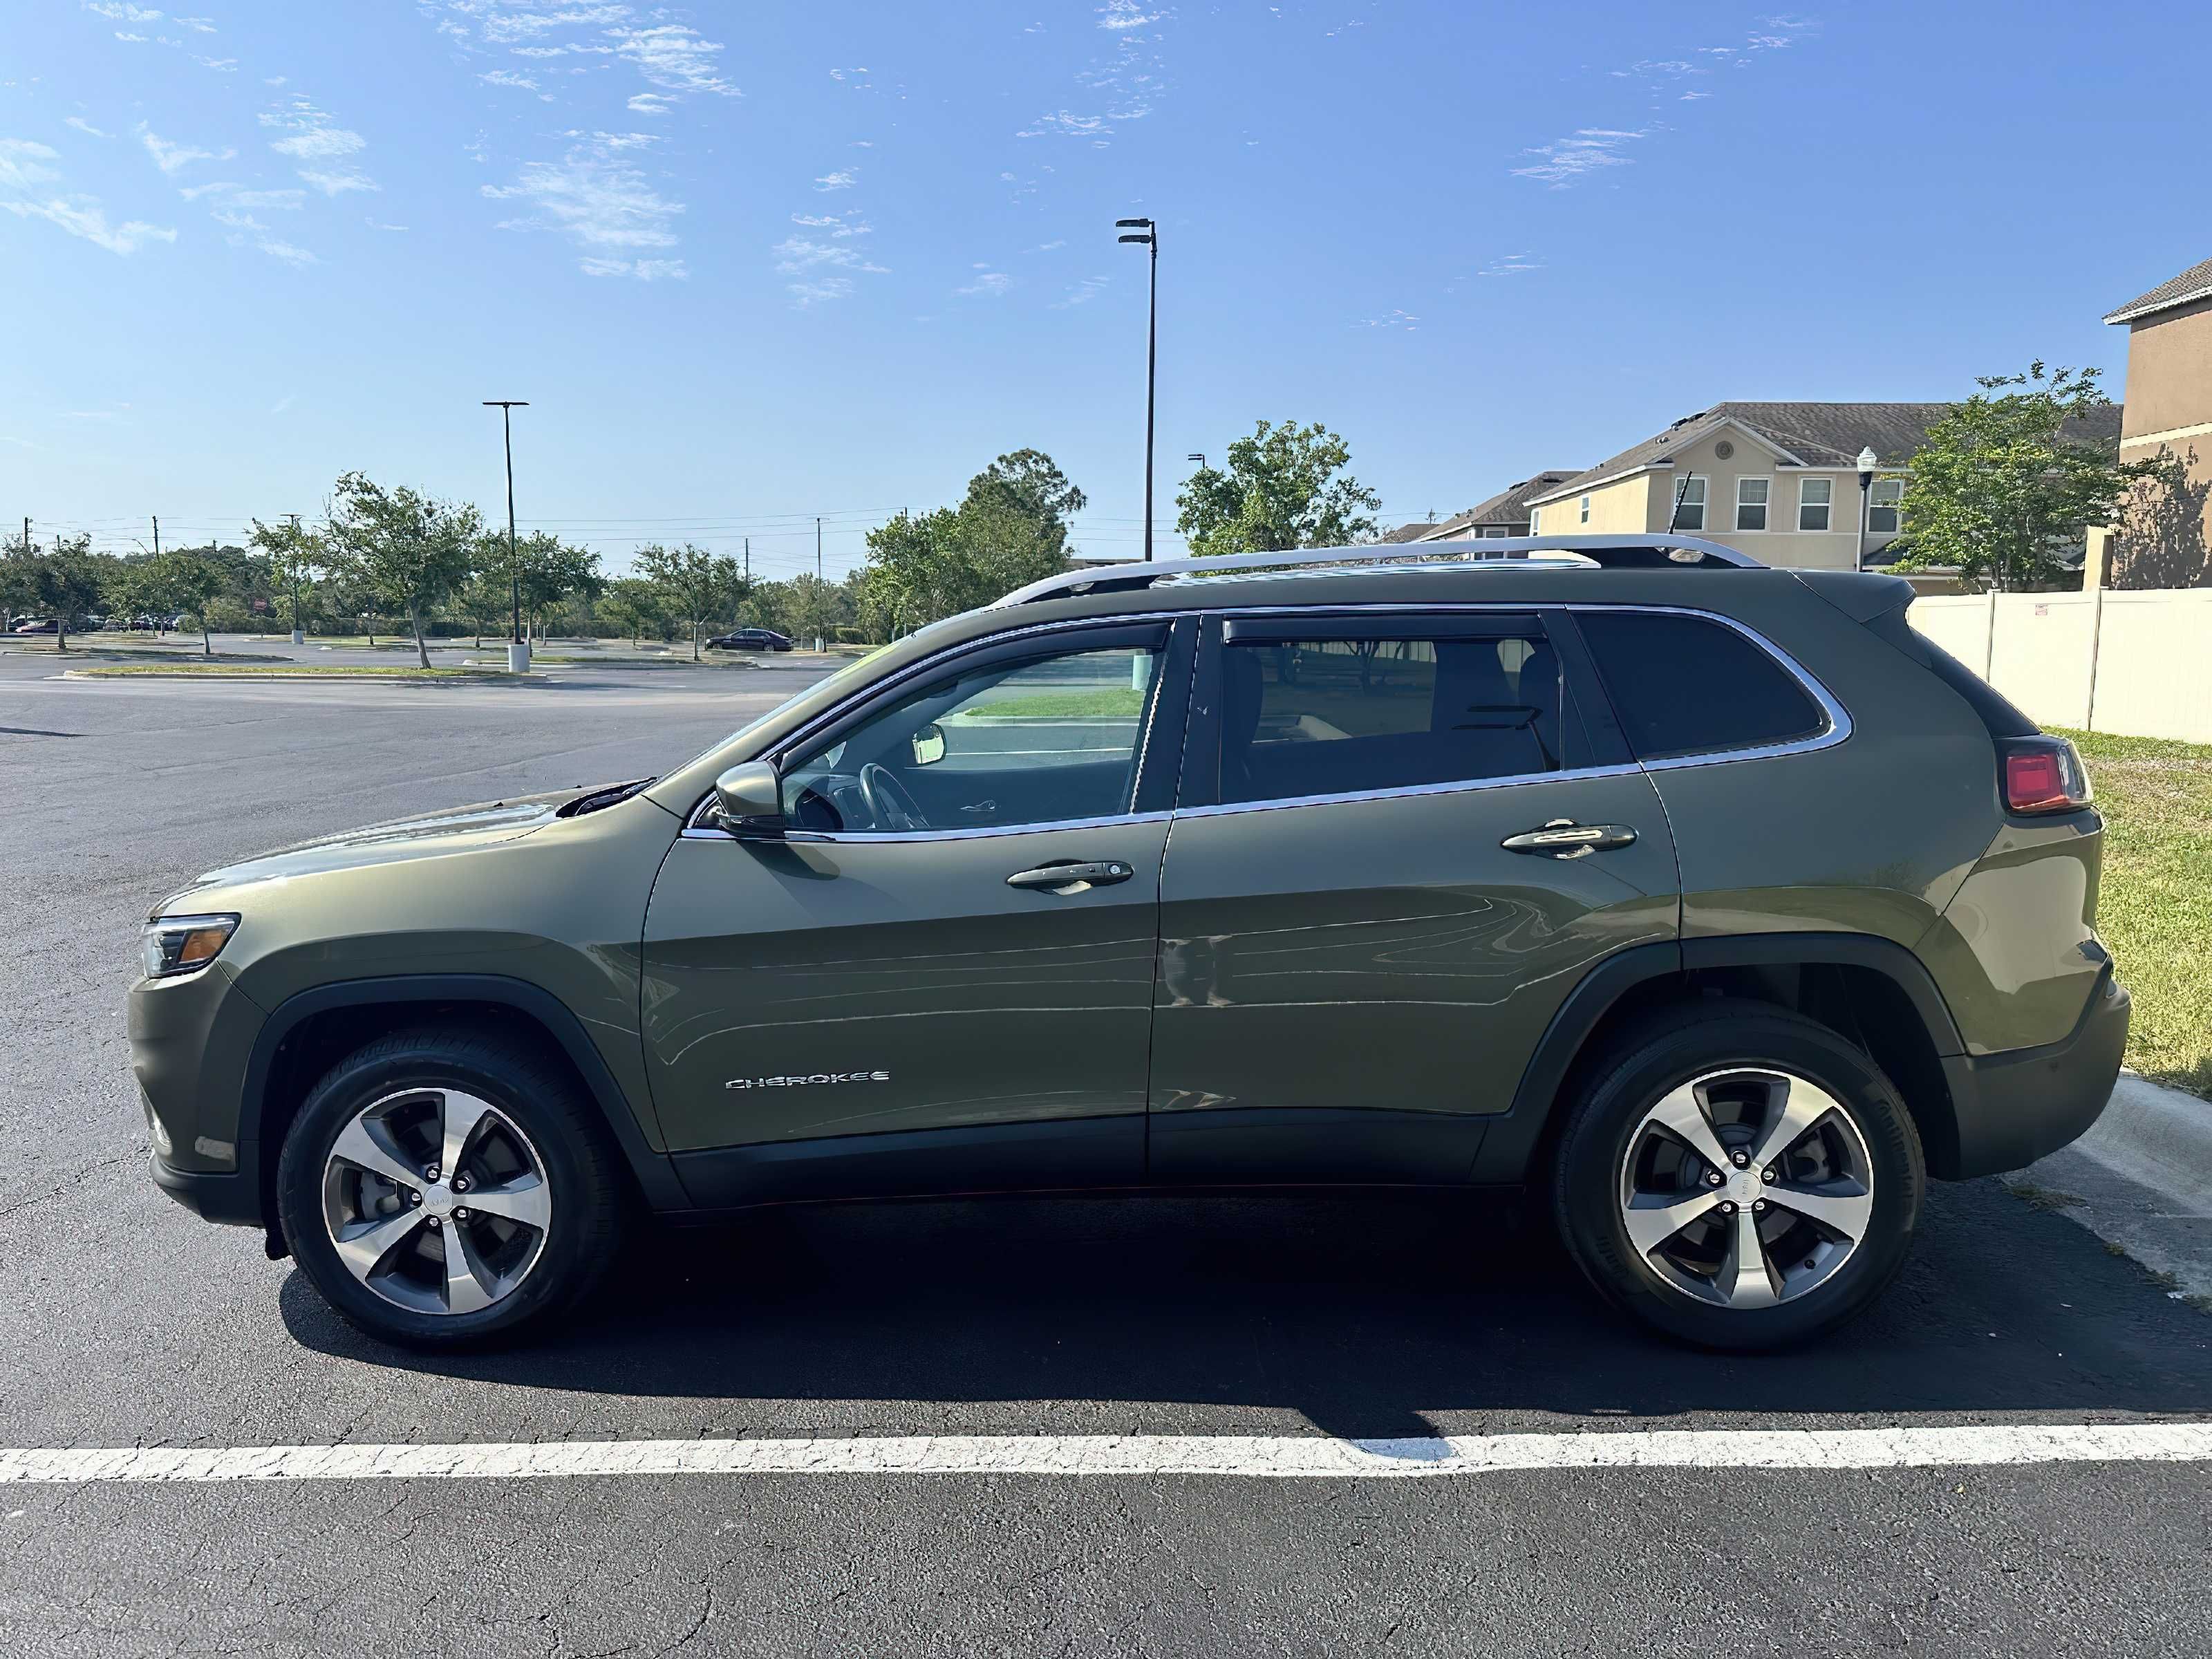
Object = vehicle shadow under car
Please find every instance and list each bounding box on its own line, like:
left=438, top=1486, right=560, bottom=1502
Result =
left=280, top=1176, right=2212, bottom=1436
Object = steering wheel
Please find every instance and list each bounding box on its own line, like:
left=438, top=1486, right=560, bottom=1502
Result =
left=858, top=763, right=930, bottom=832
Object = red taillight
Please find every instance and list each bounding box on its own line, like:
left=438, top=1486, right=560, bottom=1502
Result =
left=2000, top=738, right=2092, bottom=815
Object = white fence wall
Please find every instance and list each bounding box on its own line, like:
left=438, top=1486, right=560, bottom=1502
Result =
left=1909, top=587, right=2212, bottom=744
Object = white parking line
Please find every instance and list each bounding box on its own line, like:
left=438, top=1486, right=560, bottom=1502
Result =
left=6, top=1424, right=2212, bottom=1485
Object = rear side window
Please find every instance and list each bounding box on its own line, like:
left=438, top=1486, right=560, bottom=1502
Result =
left=1217, top=626, right=1572, bottom=805
left=1576, top=610, right=1826, bottom=761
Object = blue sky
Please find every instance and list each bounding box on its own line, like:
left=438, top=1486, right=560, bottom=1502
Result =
left=4, top=1, right=2207, bottom=580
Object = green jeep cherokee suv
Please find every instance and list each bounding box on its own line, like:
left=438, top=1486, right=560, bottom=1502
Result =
left=132, top=536, right=2128, bottom=1351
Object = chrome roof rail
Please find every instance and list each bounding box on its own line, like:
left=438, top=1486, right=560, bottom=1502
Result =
left=991, top=534, right=1763, bottom=608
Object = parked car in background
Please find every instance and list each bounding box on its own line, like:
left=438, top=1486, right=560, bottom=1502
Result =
left=706, top=627, right=794, bottom=653
left=135, top=534, right=2126, bottom=1353
left=12, top=618, right=58, bottom=634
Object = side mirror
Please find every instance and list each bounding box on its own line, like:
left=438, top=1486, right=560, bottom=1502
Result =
left=910, top=722, right=946, bottom=767
left=711, top=761, right=785, bottom=838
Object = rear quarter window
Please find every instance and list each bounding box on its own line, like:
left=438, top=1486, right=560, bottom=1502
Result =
left=1575, top=610, right=1828, bottom=760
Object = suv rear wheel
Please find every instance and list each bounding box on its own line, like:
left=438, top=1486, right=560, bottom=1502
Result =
left=1552, top=1001, right=1924, bottom=1349
left=276, top=1027, right=627, bottom=1349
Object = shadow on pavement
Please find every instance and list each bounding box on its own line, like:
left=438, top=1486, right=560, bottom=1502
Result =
left=281, top=1177, right=2212, bottom=1437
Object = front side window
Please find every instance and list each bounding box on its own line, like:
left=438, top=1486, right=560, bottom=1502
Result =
left=1735, top=477, right=1770, bottom=532
left=1579, top=494, right=1591, bottom=524
left=1670, top=475, right=1707, bottom=531
left=780, top=640, right=1162, bottom=833
left=1216, top=625, right=1572, bottom=806
left=1575, top=610, right=1827, bottom=761
left=1868, top=478, right=1903, bottom=534
left=1798, top=477, right=1833, bottom=532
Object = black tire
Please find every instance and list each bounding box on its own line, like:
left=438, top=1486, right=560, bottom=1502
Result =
left=276, top=1026, right=628, bottom=1350
left=1550, top=999, right=1924, bottom=1351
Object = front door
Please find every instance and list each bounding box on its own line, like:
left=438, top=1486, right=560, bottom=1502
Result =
left=644, top=620, right=1191, bottom=1206
left=1149, top=608, right=1680, bottom=1183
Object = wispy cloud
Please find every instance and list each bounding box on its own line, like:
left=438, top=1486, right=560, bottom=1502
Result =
left=957, top=268, right=1012, bottom=298
left=609, top=24, right=738, bottom=98
left=1, top=138, right=178, bottom=254
left=1359, top=308, right=1420, bottom=331
left=1051, top=274, right=1110, bottom=308
left=479, top=68, right=541, bottom=91
left=1510, top=127, right=1646, bottom=187
left=775, top=236, right=886, bottom=274
left=271, top=393, right=295, bottom=415
left=581, top=255, right=686, bottom=279
left=627, top=92, right=671, bottom=115
left=1477, top=251, right=1543, bottom=277
left=787, top=278, right=852, bottom=308
left=65, top=115, right=111, bottom=138
left=261, top=96, right=377, bottom=195
left=1096, top=0, right=1167, bottom=28
left=140, top=126, right=232, bottom=174
left=813, top=169, right=857, bottom=191
left=791, top=210, right=870, bottom=238
left=484, top=135, right=686, bottom=274
left=83, top=1, right=165, bottom=20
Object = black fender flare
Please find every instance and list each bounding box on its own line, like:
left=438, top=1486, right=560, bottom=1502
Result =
left=240, top=973, right=688, bottom=1220
left=1470, top=933, right=1965, bottom=1183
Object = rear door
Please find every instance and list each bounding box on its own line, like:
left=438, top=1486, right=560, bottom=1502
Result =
left=1149, top=607, right=1679, bottom=1183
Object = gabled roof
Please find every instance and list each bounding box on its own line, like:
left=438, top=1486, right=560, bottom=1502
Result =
left=1378, top=521, right=1440, bottom=543
left=1527, top=401, right=2124, bottom=508
left=2103, top=256, right=2212, bottom=326
left=1414, top=470, right=1585, bottom=540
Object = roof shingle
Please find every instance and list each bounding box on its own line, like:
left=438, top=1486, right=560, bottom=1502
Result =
left=2103, top=256, right=2212, bottom=326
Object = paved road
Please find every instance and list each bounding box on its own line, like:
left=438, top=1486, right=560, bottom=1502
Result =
left=3, top=656, right=2209, bottom=1657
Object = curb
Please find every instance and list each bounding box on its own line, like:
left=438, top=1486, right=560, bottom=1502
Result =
left=59, top=669, right=541, bottom=684
left=2005, top=1072, right=2212, bottom=1307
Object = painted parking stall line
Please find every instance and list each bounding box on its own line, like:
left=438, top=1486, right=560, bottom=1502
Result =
left=8, top=1424, right=2212, bottom=1485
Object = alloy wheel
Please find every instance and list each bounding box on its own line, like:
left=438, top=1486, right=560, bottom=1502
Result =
left=320, top=1087, right=552, bottom=1318
left=1617, top=1067, right=1875, bottom=1310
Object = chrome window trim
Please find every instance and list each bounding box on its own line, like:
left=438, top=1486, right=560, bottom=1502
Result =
left=1172, top=764, right=1649, bottom=823
left=683, top=599, right=1850, bottom=834
left=679, top=810, right=1172, bottom=845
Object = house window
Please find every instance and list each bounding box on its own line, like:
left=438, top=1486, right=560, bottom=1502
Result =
left=1798, top=478, right=1833, bottom=532
left=1735, top=477, right=1770, bottom=532
left=1479, top=526, right=1509, bottom=539
left=1669, top=475, right=1707, bottom=531
left=1528, top=507, right=1541, bottom=534
left=1868, top=478, right=1903, bottom=535
left=1578, top=494, right=1591, bottom=525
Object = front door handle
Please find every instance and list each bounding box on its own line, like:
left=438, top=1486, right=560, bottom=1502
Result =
left=1006, top=859, right=1136, bottom=893
left=1500, top=819, right=1638, bottom=856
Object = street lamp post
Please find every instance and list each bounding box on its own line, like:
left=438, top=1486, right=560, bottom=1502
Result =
left=1116, top=217, right=1158, bottom=561
left=285, top=512, right=305, bottom=644
left=1854, top=445, right=1877, bottom=573
left=484, top=400, right=530, bottom=671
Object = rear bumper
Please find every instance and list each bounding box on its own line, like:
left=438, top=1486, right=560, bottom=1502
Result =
left=1938, top=968, right=2130, bottom=1179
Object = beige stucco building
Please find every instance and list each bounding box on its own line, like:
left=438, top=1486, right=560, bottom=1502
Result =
left=2103, top=256, right=2212, bottom=587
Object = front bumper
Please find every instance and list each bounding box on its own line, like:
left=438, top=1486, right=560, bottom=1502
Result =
left=1939, top=966, right=2130, bottom=1179
left=150, top=1151, right=262, bottom=1227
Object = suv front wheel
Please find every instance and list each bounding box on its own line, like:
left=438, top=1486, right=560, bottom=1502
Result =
left=1552, top=1002, right=1925, bottom=1350
left=276, top=1027, right=627, bottom=1349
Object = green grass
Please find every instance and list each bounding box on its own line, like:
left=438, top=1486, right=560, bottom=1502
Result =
left=2050, top=727, right=2212, bottom=1097
left=73, top=663, right=507, bottom=679
left=955, top=688, right=1147, bottom=720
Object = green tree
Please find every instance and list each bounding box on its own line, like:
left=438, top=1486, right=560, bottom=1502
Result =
left=514, top=532, right=603, bottom=644
left=859, top=448, right=1088, bottom=631
left=157, top=547, right=228, bottom=657
left=1891, top=364, right=2150, bottom=592
left=247, top=518, right=326, bottom=635
left=637, top=541, right=744, bottom=659
left=1, top=527, right=41, bottom=633
left=599, top=575, right=668, bottom=646
left=29, top=533, right=105, bottom=650
left=1174, top=420, right=1380, bottom=557
left=455, top=550, right=514, bottom=647
left=328, top=472, right=484, bottom=666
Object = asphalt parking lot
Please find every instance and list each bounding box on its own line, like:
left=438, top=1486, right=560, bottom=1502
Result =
left=3, top=653, right=2210, bottom=1658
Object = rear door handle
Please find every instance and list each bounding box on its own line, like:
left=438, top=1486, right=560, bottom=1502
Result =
left=1500, top=819, right=1638, bottom=856
left=1006, top=859, right=1137, bottom=893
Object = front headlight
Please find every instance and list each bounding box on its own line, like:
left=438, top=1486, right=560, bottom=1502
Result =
left=139, top=913, right=239, bottom=980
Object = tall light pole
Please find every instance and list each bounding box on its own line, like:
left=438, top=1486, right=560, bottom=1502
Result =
left=1116, top=216, right=1158, bottom=560
left=285, top=512, right=305, bottom=644
left=1854, top=445, right=1877, bottom=574
left=484, top=400, right=529, bottom=670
